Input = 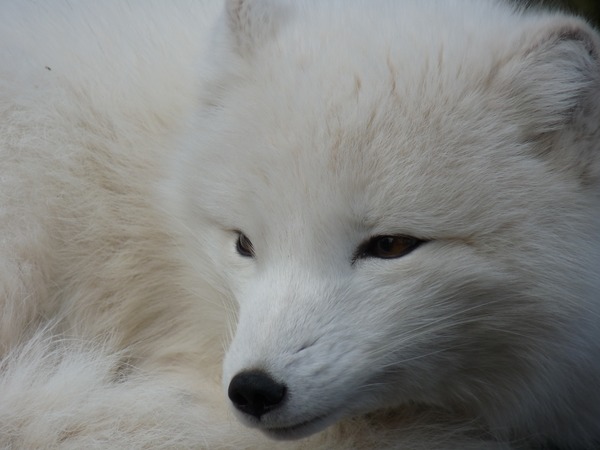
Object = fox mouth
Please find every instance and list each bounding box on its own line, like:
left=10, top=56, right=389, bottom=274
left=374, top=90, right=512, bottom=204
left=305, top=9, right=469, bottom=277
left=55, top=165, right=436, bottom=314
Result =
left=261, top=414, right=334, bottom=440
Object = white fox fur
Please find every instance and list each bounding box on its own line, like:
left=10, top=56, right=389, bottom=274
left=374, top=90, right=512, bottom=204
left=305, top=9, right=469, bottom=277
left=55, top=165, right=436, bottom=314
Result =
left=0, top=1, right=598, bottom=448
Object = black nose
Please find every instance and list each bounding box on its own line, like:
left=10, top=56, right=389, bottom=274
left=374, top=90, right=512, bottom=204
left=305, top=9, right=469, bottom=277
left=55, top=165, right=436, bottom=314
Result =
left=228, top=370, right=287, bottom=418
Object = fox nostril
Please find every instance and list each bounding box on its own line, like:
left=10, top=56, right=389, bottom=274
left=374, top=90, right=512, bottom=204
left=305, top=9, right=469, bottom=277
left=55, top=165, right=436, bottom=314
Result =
left=228, top=370, right=287, bottom=419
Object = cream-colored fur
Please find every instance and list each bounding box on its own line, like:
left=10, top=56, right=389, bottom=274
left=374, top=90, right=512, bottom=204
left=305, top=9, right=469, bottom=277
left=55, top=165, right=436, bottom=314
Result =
left=0, top=1, right=598, bottom=448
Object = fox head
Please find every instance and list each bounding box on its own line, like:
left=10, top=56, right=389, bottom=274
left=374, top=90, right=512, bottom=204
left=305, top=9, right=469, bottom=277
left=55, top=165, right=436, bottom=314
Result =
left=167, top=0, right=600, bottom=444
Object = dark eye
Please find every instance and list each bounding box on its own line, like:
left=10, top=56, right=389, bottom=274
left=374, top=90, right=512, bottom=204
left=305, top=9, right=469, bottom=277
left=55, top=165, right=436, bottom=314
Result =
left=355, top=235, right=423, bottom=261
left=235, top=232, right=254, bottom=258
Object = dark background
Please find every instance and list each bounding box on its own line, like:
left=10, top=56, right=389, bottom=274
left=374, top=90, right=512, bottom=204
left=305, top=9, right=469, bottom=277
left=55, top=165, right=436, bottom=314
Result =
left=528, top=0, right=600, bottom=26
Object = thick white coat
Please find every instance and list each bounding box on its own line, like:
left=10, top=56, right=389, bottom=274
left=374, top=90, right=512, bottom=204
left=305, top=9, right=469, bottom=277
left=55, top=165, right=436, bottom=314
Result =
left=0, top=1, right=599, bottom=448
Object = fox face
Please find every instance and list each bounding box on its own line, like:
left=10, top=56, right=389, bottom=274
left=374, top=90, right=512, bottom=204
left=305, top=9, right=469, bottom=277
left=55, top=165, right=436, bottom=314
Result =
left=168, top=0, right=600, bottom=444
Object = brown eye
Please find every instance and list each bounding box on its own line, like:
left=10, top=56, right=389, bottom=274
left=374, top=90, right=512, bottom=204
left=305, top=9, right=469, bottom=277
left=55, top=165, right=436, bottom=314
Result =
left=236, top=232, right=254, bottom=258
left=356, top=235, right=423, bottom=260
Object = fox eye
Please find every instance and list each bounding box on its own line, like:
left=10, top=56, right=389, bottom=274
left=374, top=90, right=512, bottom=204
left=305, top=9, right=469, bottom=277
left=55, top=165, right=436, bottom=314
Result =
left=356, top=235, right=423, bottom=260
left=235, top=232, right=254, bottom=258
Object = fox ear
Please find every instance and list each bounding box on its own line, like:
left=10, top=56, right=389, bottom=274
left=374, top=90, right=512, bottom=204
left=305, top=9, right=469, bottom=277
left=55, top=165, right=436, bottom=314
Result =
left=502, top=17, right=600, bottom=136
left=501, top=17, right=600, bottom=182
left=223, top=0, right=287, bottom=56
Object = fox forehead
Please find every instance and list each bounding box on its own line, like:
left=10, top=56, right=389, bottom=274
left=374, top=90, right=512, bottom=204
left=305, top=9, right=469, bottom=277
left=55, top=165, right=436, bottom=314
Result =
left=187, top=69, right=539, bottom=244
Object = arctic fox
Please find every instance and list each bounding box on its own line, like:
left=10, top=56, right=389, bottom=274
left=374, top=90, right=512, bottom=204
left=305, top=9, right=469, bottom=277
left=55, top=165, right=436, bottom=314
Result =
left=0, top=0, right=599, bottom=449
